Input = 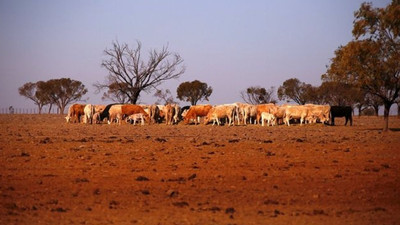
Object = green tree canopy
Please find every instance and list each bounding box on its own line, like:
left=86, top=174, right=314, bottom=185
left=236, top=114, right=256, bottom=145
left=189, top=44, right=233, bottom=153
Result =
left=18, top=81, right=50, bottom=114
left=277, top=78, right=313, bottom=105
left=45, top=78, right=88, bottom=114
left=176, top=80, right=212, bottom=105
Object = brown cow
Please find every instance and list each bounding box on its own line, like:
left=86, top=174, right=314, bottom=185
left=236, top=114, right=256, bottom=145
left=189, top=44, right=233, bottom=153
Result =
left=256, top=103, right=277, bottom=124
left=184, top=104, right=212, bottom=125
left=120, top=104, right=150, bottom=125
left=65, top=104, right=86, bottom=123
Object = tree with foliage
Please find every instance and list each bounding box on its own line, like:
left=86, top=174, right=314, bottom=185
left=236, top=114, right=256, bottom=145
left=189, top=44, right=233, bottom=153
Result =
left=45, top=78, right=88, bottom=114
left=277, top=78, right=313, bottom=105
left=323, top=1, right=400, bottom=131
left=240, top=86, right=277, bottom=104
left=154, top=89, right=177, bottom=105
left=18, top=81, right=50, bottom=114
left=176, top=80, right=212, bottom=105
left=95, top=40, right=185, bottom=104
left=318, top=81, right=361, bottom=106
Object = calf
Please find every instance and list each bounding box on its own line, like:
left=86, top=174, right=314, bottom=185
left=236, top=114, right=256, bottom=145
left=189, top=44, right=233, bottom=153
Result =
left=256, top=103, right=277, bottom=124
left=126, top=113, right=144, bottom=125
left=261, top=112, right=276, bottom=126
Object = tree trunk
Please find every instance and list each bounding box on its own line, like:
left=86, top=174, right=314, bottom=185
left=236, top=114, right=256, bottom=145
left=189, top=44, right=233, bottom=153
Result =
left=373, top=105, right=379, bottom=117
left=357, top=105, right=362, bottom=117
left=48, top=104, right=53, bottom=114
left=60, top=106, right=65, bottom=115
left=398, top=103, right=400, bottom=118
left=129, top=90, right=140, bottom=104
left=383, top=102, right=391, bottom=132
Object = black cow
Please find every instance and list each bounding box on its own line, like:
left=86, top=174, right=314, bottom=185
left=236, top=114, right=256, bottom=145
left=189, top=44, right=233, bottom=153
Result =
left=330, top=106, right=353, bottom=126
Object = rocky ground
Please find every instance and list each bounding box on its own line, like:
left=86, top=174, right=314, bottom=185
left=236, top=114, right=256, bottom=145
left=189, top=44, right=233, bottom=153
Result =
left=0, top=114, right=399, bottom=225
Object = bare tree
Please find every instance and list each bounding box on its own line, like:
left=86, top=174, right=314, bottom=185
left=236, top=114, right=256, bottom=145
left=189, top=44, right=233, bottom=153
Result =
left=101, top=81, right=130, bottom=103
left=95, top=40, right=185, bottom=104
left=154, top=89, right=177, bottom=105
left=240, top=86, right=277, bottom=104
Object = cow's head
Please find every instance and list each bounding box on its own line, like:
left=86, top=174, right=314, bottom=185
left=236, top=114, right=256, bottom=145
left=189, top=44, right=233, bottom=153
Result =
left=65, top=115, right=71, bottom=123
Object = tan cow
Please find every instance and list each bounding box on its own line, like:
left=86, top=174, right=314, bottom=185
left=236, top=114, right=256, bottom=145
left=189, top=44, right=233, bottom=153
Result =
left=184, top=104, right=212, bottom=125
left=204, top=104, right=237, bottom=126
left=107, top=104, right=123, bottom=124
left=65, top=104, right=86, bottom=123
left=304, top=104, right=331, bottom=124
left=244, top=104, right=258, bottom=125
left=163, top=104, right=175, bottom=125
left=284, top=105, right=309, bottom=126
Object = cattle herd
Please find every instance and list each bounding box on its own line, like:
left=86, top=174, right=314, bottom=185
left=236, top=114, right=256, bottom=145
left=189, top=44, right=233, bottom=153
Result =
left=65, top=102, right=353, bottom=126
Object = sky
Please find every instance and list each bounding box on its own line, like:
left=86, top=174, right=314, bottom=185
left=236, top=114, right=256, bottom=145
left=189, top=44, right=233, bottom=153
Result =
left=0, top=0, right=392, bottom=111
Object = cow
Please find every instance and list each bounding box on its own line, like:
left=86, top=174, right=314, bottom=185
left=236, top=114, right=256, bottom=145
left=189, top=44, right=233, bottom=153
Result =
left=93, top=112, right=101, bottom=124
left=330, top=106, right=353, bottom=126
left=204, top=104, right=237, bottom=126
left=304, top=104, right=331, bottom=124
left=107, top=104, right=124, bottom=124
left=184, top=104, right=212, bottom=125
left=94, top=105, right=106, bottom=114
left=173, top=104, right=181, bottom=124
left=256, top=104, right=277, bottom=124
left=273, top=104, right=290, bottom=125
left=120, top=104, right=150, bottom=125
left=83, top=104, right=95, bottom=124
left=244, top=104, right=258, bottom=125
left=180, top=106, right=190, bottom=120
left=91, top=104, right=106, bottom=124
left=99, top=103, right=121, bottom=123
left=126, top=113, right=145, bottom=125
left=163, top=104, right=175, bottom=125
left=65, top=104, right=86, bottom=123
left=149, top=104, right=160, bottom=124
left=284, top=105, right=309, bottom=126
left=261, top=112, right=276, bottom=126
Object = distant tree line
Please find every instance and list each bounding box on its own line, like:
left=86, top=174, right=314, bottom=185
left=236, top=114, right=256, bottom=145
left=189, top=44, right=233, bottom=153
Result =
left=19, top=78, right=87, bottom=114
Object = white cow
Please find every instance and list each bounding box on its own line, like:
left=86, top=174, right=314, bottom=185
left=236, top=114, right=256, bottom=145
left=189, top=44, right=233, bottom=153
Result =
left=83, top=104, right=95, bottom=124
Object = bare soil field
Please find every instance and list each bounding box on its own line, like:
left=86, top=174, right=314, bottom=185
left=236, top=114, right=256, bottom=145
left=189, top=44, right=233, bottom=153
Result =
left=0, top=114, right=399, bottom=225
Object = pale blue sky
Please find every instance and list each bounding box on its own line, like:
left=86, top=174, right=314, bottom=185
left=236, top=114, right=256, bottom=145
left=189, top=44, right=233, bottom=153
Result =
left=0, top=0, right=391, bottom=109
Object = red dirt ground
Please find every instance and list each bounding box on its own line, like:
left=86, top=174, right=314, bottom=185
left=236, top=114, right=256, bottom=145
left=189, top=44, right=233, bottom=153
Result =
left=0, top=114, right=399, bottom=225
